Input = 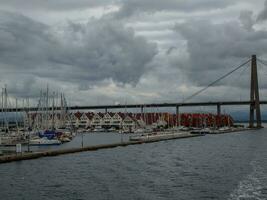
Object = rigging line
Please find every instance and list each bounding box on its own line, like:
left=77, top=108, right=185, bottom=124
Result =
left=236, top=61, right=250, bottom=80
left=183, top=59, right=251, bottom=103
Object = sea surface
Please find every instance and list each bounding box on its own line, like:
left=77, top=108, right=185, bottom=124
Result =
left=1, top=129, right=267, bottom=200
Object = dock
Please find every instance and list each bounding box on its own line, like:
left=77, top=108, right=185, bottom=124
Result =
left=0, top=132, right=201, bottom=164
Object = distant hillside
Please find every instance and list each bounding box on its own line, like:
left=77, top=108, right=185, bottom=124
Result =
left=230, top=110, right=267, bottom=122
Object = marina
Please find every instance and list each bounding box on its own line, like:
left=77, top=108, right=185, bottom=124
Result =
left=0, top=126, right=251, bottom=164
left=0, top=86, right=256, bottom=163
left=0, top=132, right=202, bottom=164
left=0, top=85, right=240, bottom=153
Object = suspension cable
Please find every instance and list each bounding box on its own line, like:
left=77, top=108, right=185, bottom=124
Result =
left=183, top=59, right=251, bottom=102
left=257, top=58, right=267, bottom=67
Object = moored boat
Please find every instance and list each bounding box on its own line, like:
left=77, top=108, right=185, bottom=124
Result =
left=29, top=137, right=61, bottom=146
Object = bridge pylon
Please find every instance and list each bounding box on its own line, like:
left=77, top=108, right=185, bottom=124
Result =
left=249, top=55, right=262, bottom=128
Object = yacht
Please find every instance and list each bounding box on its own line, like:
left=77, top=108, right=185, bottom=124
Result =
left=92, top=126, right=105, bottom=132
left=29, top=137, right=61, bottom=146
left=134, top=128, right=145, bottom=134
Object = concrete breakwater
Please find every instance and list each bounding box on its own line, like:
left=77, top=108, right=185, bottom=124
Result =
left=0, top=133, right=202, bottom=164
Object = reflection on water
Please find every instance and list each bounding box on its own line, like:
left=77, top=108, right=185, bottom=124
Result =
left=0, top=129, right=267, bottom=200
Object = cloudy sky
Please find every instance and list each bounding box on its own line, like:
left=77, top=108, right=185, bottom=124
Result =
left=1, top=0, right=267, bottom=111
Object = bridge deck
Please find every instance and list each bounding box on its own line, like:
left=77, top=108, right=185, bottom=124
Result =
left=2, top=101, right=267, bottom=112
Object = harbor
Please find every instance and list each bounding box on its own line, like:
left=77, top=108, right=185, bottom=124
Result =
left=0, top=125, right=252, bottom=164
left=0, top=85, right=254, bottom=162
left=0, top=84, right=257, bottom=166
left=0, top=85, right=244, bottom=157
left=0, top=132, right=204, bottom=164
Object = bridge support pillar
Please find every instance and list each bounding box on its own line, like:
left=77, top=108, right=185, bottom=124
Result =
left=141, top=106, right=144, bottom=120
left=105, top=108, right=108, bottom=113
left=176, top=106, right=180, bottom=127
left=249, top=55, right=262, bottom=128
left=217, top=104, right=221, bottom=127
left=217, top=104, right=221, bottom=116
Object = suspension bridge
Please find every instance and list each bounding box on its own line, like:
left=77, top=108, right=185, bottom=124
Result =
left=3, top=55, right=267, bottom=128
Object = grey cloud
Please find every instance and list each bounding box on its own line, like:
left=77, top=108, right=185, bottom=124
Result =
left=115, top=0, right=236, bottom=18
left=174, top=19, right=267, bottom=88
left=0, top=12, right=54, bottom=69
left=239, top=10, right=254, bottom=31
left=0, top=1, right=266, bottom=106
left=0, top=12, right=157, bottom=91
left=0, top=0, right=116, bottom=11
left=257, top=0, right=267, bottom=21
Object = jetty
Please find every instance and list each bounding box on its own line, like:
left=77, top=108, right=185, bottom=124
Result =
left=0, top=132, right=201, bottom=164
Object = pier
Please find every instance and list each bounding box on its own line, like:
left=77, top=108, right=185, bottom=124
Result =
left=0, top=132, right=202, bottom=164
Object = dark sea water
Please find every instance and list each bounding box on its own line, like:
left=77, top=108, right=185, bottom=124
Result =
left=1, top=129, right=267, bottom=200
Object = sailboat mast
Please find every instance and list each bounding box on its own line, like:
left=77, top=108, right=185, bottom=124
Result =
left=60, top=93, right=63, bottom=128
left=39, top=90, right=43, bottom=130
left=15, top=98, right=18, bottom=133
left=27, top=98, right=30, bottom=130
left=4, top=86, right=8, bottom=132
left=46, top=86, right=49, bottom=130
left=23, top=99, right=26, bottom=131
left=52, top=92, right=55, bottom=130
left=1, top=88, right=3, bottom=130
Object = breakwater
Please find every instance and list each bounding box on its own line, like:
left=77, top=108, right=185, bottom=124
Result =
left=0, top=133, right=202, bottom=164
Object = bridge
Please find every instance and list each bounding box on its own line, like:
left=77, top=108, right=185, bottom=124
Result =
left=3, top=55, right=267, bottom=128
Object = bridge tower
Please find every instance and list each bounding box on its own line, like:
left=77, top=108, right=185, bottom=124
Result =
left=249, top=55, right=262, bottom=128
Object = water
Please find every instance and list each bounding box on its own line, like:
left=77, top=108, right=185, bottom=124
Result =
left=1, top=129, right=267, bottom=200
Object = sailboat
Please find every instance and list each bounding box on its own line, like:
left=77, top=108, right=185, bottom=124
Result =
left=0, top=86, right=25, bottom=146
left=30, top=87, right=62, bottom=145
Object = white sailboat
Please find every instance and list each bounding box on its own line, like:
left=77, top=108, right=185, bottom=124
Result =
left=29, top=137, right=61, bottom=146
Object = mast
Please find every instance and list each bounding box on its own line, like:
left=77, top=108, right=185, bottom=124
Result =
left=52, top=92, right=55, bottom=130
left=60, top=93, right=64, bottom=128
left=22, top=99, right=26, bottom=131
left=15, top=98, right=18, bottom=133
left=27, top=97, right=30, bottom=130
left=40, top=90, right=43, bottom=130
left=1, top=88, right=3, bottom=130
left=46, top=85, right=49, bottom=130
left=26, top=97, right=30, bottom=152
left=4, top=86, right=9, bottom=133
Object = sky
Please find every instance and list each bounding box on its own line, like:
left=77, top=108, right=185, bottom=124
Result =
left=1, top=0, right=267, bottom=113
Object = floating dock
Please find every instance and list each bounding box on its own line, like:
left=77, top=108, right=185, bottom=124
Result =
left=0, top=132, right=201, bottom=164
left=129, top=132, right=202, bottom=141
left=207, top=127, right=251, bottom=134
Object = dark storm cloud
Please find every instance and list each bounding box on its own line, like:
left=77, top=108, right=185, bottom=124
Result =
left=174, top=19, right=267, bottom=87
left=0, top=12, right=157, bottom=91
left=115, top=0, right=235, bottom=18
left=257, top=0, right=267, bottom=21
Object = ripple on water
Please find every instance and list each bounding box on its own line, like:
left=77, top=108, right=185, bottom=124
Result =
left=1, top=130, right=267, bottom=200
